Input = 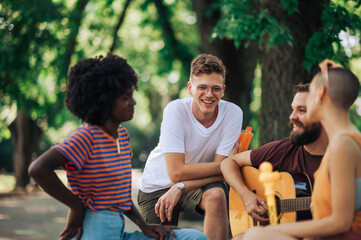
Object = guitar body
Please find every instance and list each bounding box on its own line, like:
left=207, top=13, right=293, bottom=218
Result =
left=229, top=166, right=312, bottom=236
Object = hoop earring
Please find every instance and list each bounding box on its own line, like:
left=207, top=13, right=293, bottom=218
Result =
left=315, top=98, right=322, bottom=104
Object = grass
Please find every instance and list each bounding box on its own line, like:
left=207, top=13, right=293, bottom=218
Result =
left=0, top=170, right=67, bottom=194
left=0, top=173, right=15, bottom=193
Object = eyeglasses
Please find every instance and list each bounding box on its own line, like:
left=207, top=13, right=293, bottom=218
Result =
left=196, top=85, right=224, bottom=95
left=318, top=59, right=338, bottom=89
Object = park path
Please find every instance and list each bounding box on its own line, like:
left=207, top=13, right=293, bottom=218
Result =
left=0, top=170, right=203, bottom=240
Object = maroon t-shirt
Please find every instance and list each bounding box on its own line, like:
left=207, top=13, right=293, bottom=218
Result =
left=250, top=138, right=323, bottom=185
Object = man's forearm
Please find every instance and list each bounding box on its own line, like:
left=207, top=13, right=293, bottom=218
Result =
left=181, top=175, right=224, bottom=192
left=167, top=160, right=222, bottom=183
left=220, top=157, right=252, bottom=198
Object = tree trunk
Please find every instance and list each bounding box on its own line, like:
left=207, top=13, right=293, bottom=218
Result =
left=258, top=0, right=326, bottom=144
left=192, top=0, right=258, bottom=128
left=9, top=110, right=42, bottom=189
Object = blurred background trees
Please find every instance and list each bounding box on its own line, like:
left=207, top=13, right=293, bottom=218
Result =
left=1, top=0, right=361, bottom=190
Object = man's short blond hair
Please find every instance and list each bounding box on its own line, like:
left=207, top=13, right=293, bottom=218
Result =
left=190, top=54, right=226, bottom=81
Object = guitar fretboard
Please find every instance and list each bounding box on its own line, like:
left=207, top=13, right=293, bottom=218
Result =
left=277, top=197, right=311, bottom=213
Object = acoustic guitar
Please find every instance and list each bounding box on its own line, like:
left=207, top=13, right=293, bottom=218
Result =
left=229, top=166, right=312, bottom=236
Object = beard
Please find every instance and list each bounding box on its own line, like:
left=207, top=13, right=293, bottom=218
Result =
left=289, top=120, right=322, bottom=146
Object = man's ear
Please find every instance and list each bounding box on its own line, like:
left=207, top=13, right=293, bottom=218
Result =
left=317, top=84, right=327, bottom=100
left=187, top=80, right=192, bottom=94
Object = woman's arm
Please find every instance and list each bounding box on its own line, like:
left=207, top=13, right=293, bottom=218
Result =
left=28, top=148, right=85, bottom=240
left=262, top=136, right=357, bottom=239
left=29, top=149, right=81, bottom=207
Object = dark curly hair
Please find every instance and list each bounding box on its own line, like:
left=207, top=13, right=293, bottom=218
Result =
left=66, top=53, right=138, bottom=125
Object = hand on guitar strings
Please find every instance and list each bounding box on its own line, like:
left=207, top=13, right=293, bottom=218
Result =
left=244, top=191, right=269, bottom=221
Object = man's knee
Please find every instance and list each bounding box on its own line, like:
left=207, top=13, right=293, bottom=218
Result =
left=201, top=187, right=227, bottom=209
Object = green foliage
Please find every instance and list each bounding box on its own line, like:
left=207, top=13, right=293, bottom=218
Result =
left=0, top=0, right=64, bottom=139
left=214, top=0, right=361, bottom=142
left=350, top=106, right=361, bottom=131
left=0, top=0, right=201, bottom=168
left=305, top=1, right=361, bottom=70
left=214, top=0, right=293, bottom=48
left=248, top=63, right=262, bottom=149
left=124, top=121, right=161, bottom=169
left=0, top=173, right=15, bottom=192
left=0, top=0, right=360, bottom=172
left=0, top=0, right=61, bottom=89
left=304, top=32, right=335, bottom=71
left=350, top=58, right=361, bottom=131
left=281, top=0, right=299, bottom=15
left=214, top=0, right=361, bottom=71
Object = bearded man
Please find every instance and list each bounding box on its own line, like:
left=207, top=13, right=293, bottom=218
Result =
left=221, top=83, right=328, bottom=222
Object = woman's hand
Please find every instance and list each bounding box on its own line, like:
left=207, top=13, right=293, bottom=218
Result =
left=59, top=201, right=85, bottom=240
left=141, top=223, right=181, bottom=240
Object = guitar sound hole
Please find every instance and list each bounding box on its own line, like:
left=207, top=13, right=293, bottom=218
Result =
left=258, top=196, right=282, bottom=226
left=251, top=190, right=282, bottom=226
left=233, top=167, right=314, bottom=234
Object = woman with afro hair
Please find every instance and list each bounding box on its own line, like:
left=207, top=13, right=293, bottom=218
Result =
left=29, top=53, right=207, bottom=240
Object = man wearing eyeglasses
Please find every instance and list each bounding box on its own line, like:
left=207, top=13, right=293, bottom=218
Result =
left=138, top=54, right=243, bottom=240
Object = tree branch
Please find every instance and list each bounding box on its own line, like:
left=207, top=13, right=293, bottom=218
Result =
left=110, top=0, right=132, bottom=53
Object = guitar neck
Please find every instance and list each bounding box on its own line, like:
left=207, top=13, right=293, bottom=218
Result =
left=278, top=197, right=311, bottom=213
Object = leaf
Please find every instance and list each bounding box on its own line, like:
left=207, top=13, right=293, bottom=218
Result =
left=280, top=0, right=299, bottom=15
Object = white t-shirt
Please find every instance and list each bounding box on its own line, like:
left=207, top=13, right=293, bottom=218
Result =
left=140, top=97, right=243, bottom=193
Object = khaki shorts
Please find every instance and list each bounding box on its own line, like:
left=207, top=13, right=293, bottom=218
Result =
left=138, top=181, right=228, bottom=226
